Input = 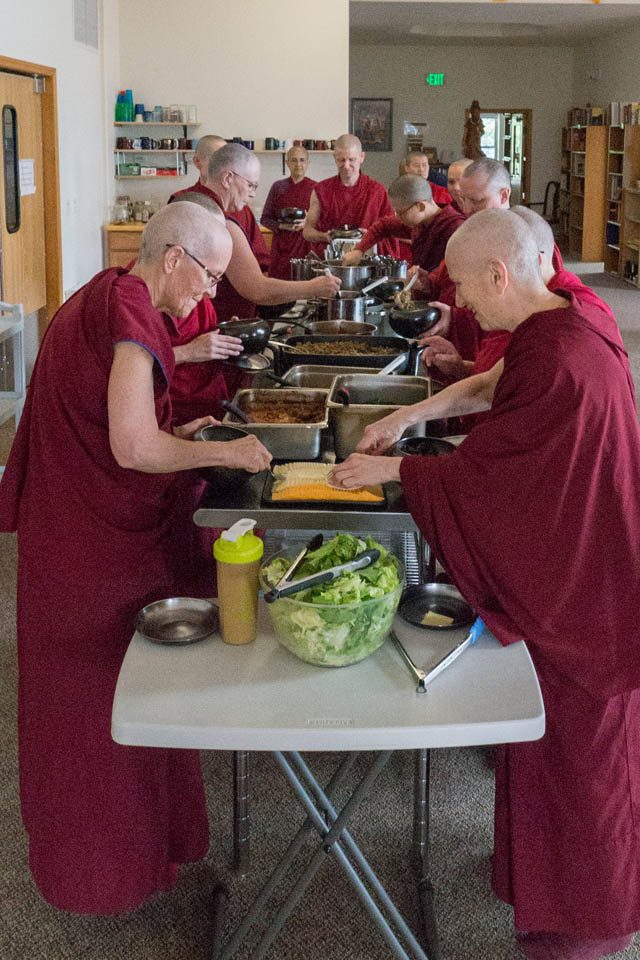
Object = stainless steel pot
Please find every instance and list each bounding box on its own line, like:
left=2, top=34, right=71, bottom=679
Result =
left=371, top=256, right=409, bottom=280
left=311, top=260, right=374, bottom=288
left=290, top=258, right=316, bottom=281
left=312, top=292, right=366, bottom=323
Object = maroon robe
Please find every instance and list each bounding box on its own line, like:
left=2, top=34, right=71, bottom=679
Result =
left=0, top=269, right=210, bottom=914
left=428, top=261, right=484, bottom=363
left=167, top=296, right=230, bottom=422
left=261, top=175, right=316, bottom=279
left=170, top=180, right=264, bottom=322
left=356, top=205, right=464, bottom=273
left=313, top=173, right=401, bottom=258
left=401, top=294, right=640, bottom=938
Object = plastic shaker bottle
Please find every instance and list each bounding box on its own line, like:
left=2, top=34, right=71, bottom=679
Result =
left=213, top=518, right=264, bottom=645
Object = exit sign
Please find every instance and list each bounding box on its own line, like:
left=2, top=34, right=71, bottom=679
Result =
left=425, top=73, right=444, bottom=87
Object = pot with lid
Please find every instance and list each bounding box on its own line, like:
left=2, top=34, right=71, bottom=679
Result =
left=312, top=291, right=366, bottom=323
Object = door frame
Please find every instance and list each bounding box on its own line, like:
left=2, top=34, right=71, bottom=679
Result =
left=0, top=55, right=63, bottom=334
left=468, top=106, right=532, bottom=206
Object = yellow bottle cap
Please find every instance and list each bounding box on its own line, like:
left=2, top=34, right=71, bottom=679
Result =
left=213, top=518, right=264, bottom=564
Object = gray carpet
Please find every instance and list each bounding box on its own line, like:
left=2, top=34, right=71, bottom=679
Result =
left=1, top=263, right=640, bottom=960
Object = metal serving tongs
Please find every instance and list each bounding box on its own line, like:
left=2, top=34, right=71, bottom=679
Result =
left=390, top=617, right=486, bottom=694
left=267, top=533, right=324, bottom=597
left=264, top=548, right=380, bottom=604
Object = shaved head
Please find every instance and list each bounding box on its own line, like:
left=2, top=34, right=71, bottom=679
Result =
left=194, top=134, right=227, bottom=164
left=460, top=158, right=511, bottom=213
left=286, top=145, right=308, bottom=162
left=167, top=191, right=224, bottom=221
left=335, top=133, right=362, bottom=153
left=462, top=158, right=511, bottom=193
left=388, top=174, right=433, bottom=206
left=511, top=205, right=555, bottom=279
left=448, top=158, right=473, bottom=178
left=138, top=201, right=230, bottom=265
left=208, top=142, right=258, bottom=180
left=403, top=151, right=430, bottom=178
left=446, top=208, right=541, bottom=285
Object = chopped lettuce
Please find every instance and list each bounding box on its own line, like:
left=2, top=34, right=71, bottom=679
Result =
left=261, top=534, right=403, bottom=666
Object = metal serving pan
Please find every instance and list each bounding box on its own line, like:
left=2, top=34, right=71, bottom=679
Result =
left=327, top=374, right=435, bottom=460
left=222, top=388, right=329, bottom=461
left=272, top=335, right=412, bottom=374
left=280, top=364, right=381, bottom=389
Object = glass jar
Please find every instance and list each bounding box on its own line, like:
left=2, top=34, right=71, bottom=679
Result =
left=113, top=195, right=131, bottom=223
left=133, top=200, right=145, bottom=223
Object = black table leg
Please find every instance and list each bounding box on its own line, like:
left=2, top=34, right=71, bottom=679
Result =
left=412, top=749, right=441, bottom=959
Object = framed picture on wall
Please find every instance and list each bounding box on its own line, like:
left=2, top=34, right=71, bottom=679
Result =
left=350, top=98, right=393, bottom=152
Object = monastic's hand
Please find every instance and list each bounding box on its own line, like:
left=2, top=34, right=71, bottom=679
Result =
left=174, top=331, right=243, bottom=364
left=224, top=435, right=272, bottom=473
left=420, top=334, right=467, bottom=380
left=308, top=274, right=342, bottom=298
left=341, top=249, right=363, bottom=266
left=418, top=302, right=451, bottom=339
left=173, top=416, right=219, bottom=440
left=407, top=265, right=431, bottom=298
left=355, top=411, right=410, bottom=455
left=329, top=453, right=402, bottom=490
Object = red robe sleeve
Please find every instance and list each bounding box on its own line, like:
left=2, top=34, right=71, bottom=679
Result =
left=400, top=296, right=640, bottom=700
left=356, top=215, right=412, bottom=252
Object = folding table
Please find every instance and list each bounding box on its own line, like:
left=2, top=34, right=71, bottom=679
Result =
left=112, top=605, right=544, bottom=959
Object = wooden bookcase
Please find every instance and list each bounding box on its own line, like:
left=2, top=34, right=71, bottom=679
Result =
left=558, top=127, right=571, bottom=245
left=604, top=126, right=624, bottom=276
left=617, top=126, right=640, bottom=285
left=566, top=125, right=608, bottom=262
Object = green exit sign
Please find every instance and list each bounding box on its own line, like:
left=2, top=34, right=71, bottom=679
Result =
left=425, top=73, right=445, bottom=87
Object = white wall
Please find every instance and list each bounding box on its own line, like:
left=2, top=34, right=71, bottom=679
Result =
left=0, top=0, right=118, bottom=296
left=572, top=23, right=640, bottom=106
left=349, top=40, right=574, bottom=204
left=115, top=0, right=350, bottom=215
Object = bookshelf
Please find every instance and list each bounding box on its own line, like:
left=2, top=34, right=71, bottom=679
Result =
left=566, top=125, right=607, bottom=262
left=607, top=125, right=640, bottom=278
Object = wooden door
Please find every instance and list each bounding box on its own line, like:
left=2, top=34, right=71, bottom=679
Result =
left=0, top=71, right=46, bottom=314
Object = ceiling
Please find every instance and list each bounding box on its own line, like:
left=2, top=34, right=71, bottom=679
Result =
left=349, top=1, right=640, bottom=46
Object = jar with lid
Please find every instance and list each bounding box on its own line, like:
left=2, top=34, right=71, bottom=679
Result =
left=141, top=200, right=153, bottom=223
left=133, top=200, right=145, bottom=223
left=113, top=196, right=131, bottom=223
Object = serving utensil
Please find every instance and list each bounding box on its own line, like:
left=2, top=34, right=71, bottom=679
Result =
left=219, top=399, right=252, bottom=423
left=263, top=548, right=381, bottom=603
left=349, top=274, right=389, bottom=298
left=389, top=617, right=485, bottom=693
left=393, top=271, right=418, bottom=308
left=268, top=533, right=324, bottom=596
left=378, top=353, right=407, bottom=376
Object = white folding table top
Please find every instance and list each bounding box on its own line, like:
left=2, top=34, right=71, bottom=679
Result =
left=112, top=607, right=544, bottom=752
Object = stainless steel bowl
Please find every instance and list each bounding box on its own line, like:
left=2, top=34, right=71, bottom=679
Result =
left=135, top=598, right=219, bottom=645
left=398, top=584, right=474, bottom=630
left=311, top=261, right=373, bottom=288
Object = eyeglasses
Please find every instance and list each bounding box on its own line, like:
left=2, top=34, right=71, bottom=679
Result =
left=230, top=170, right=259, bottom=194
left=167, top=244, right=223, bottom=290
left=394, top=201, right=419, bottom=217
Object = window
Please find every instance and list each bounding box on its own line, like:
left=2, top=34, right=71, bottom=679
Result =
left=2, top=105, right=20, bottom=234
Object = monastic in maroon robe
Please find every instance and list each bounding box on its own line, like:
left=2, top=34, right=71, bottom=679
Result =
left=261, top=175, right=316, bottom=279
left=166, top=296, right=230, bottom=422
left=171, top=180, right=264, bottom=322
left=313, top=173, right=401, bottom=258
left=0, top=269, right=210, bottom=914
left=400, top=293, right=640, bottom=939
left=428, top=260, right=484, bottom=363
left=356, top=205, right=465, bottom=273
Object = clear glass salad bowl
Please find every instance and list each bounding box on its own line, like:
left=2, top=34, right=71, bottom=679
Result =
left=260, top=548, right=404, bottom=667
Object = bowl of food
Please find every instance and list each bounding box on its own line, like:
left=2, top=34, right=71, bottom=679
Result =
left=260, top=533, right=404, bottom=666
left=391, top=436, right=456, bottom=457
left=387, top=305, right=441, bottom=339
left=217, top=319, right=271, bottom=353
left=279, top=207, right=306, bottom=222
left=193, top=423, right=255, bottom=485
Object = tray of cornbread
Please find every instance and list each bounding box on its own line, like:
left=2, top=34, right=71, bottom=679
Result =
left=262, top=462, right=386, bottom=508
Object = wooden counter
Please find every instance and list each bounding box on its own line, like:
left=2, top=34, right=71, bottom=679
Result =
left=103, top=222, right=273, bottom=268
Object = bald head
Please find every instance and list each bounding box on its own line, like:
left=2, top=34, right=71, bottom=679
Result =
left=460, top=158, right=511, bottom=214
left=138, top=201, right=230, bottom=265
left=447, top=208, right=541, bottom=285
left=389, top=174, right=433, bottom=207
left=447, top=157, right=473, bottom=206
left=403, top=151, right=430, bottom=179
left=208, top=142, right=256, bottom=180
left=334, top=134, right=365, bottom=186
left=335, top=134, right=362, bottom=153
left=511, top=206, right=555, bottom=281
left=286, top=144, right=309, bottom=182
left=193, top=134, right=228, bottom=180
left=168, top=191, right=224, bottom=221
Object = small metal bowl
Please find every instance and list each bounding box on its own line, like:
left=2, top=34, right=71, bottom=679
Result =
left=135, top=597, right=219, bottom=645
left=391, top=436, right=456, bottom=457
left=398, top=583, right=474, bottom=630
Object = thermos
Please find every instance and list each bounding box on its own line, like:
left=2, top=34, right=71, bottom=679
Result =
left=213, top=518, right=264, bottom=645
